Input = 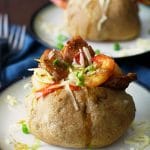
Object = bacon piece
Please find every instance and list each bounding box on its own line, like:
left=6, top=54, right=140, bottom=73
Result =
left=103, top=73, right=137, bottom=90
left=138, top=0, right=150, bottom=5
left=40, top=49, right=69, bottom=81
left=61, top=36, right=95, bottom=65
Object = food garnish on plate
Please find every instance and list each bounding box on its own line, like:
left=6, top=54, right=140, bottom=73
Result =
left=26, top=36, right=137, bottom=148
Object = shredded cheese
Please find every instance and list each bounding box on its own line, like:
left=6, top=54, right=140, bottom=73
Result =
left=82, top=0, right=91, bottom=9
left=68, top=72, right=77, bottom=85
left=5, top=95, right=18, bottom=106
left=79, top=49, right=85, bottom=67
left=6, top=120, right=41, bottom=150
left=48, top=49, right=55, bottom=60
left=34, top=59, right=41, bottom=62
left=125, top=121, right=150, bottom=149
left=72, top=58, right=79, bottom=66
left=136, top=39, right=150, bottom=50
left=98, top=0, right=110, bottom=31
left=24, top=82, right=32, bottom=89
left=28, top=68, right=37, bottom=71
left=32, top=68, right=54, bottom=84
left=65, top=82, right=79, bottom=111
left=14, top=142, right=29, bottom=150
left=82, top=47, right=92, bottom=65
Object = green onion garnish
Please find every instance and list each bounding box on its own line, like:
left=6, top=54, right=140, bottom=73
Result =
left=76, top=80, right=84, bottom=86
left=53, top=59, right=60, bottom=66
left=85, top=65, right=95, bottom=73
left=56, top=34, right=68, bottom=50
left=75, top=71, right=84, bottom=86
left=95, top=49, right=100, bottom=55
left=56, top=42, right=64, bottom=50
left=57, top=34, right=68, bottom=42
left=113, top=42, right=121, bottom=51
left=76, top=71, right=84, bottom=80
left=22, top=123, right=30, bottom=134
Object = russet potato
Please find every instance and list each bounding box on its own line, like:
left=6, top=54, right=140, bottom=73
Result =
left=26, top=86, right=135, bottom=148
left=65, top=0, right=140, bottom=41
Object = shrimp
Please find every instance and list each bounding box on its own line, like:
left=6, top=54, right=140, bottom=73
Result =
left=62, top=36, right=95, bottom=65
left=102, top=62, right=137, bottom=89
left=49, top=0, right=68, bottom=9
left=40, top=49, right=69, bottom=81
left=84, top=54, right=115, bottom=87
left=84, top=54, right=137, bottom=89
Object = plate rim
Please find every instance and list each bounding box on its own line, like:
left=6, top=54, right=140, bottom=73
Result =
left=0, top=77, right=150, bottom=150
left=29, top=2, right=55, bottom=49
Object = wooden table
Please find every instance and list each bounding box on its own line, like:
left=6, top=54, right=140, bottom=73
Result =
left=0, top=0, right=48, bottom=28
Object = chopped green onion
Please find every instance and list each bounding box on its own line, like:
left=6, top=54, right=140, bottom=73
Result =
left=76, top=71, right=84, bottom=81
left=53, top=59, right=60, bottom=66
left=76, top=80, right=84, bottom=86
left=85, top=65, right=95, bottom=73
left=75, top=71, right=85, bottom=86
left=95, top=49, right=100, bottom=55
left=56, top=42, right=64, bottom=50
left=113, top=42, right=121, bottom=51
left=56, top=34, right=67, bottom=50
left=57, top=34, right=68, bottom=42
left=22, top=123, right=30, bottom=134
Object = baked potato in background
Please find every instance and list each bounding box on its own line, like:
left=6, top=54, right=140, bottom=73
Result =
left=65, top=0, right=140, bottom=41
left=26, top=87, right=135, bottom=148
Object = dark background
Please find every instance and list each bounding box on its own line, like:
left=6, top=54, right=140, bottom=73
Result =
left=0, top=0, right=48, bottom=27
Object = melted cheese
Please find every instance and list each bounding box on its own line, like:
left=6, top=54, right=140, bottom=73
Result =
left=98, top=0, right=110, bottom=31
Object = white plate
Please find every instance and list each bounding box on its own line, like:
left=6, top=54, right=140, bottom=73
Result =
left=33, top=4, right=150, bottom=58
left=0, top=78, right=150, bottom=150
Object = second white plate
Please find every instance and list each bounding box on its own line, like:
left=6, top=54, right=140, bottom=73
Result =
left=32, top=4, right=150, bottom=58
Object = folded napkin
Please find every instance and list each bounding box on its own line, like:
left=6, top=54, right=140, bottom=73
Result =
left=0, top=33, right=47, bottom=90
left=119, top=63, right=150, bottom=90
left=116, top=51, right=150, bottom=90
left=0, top=33, right=150, bottom=91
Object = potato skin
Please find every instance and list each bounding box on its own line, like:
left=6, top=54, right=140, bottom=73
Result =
left=65, top=0, right=140, bottom=41
left=27, top=87, right=135, bottom=148
left=26, top=86, right=135, bottom=148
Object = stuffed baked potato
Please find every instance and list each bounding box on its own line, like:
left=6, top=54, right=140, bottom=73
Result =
left=26, top=36, right=136, bottom=148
